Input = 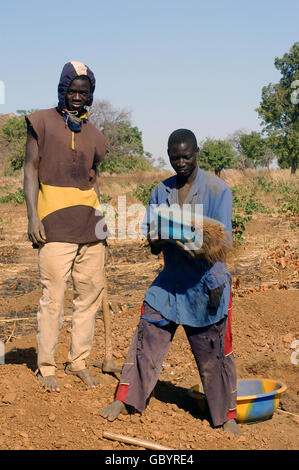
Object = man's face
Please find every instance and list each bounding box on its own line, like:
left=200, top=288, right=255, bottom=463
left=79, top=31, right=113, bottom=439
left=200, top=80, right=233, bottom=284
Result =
left=168, top=141, right=198, bottom=178
left=65, top=78, right=91, bottom=112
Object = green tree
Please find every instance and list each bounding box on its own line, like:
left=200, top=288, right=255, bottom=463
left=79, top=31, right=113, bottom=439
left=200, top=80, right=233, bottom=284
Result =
left=89, top=100, right=144, bottom=161
left=1, top=109, right=39, bottom=171
left=226, top=129, right=255, bottom=170
left=1, top=114, right=27, bottom=170
left=239, top=131, right=266, bottom=168
left=256, top=42, right=299, bottom=174
left=198, top=138, right=237, bottom=177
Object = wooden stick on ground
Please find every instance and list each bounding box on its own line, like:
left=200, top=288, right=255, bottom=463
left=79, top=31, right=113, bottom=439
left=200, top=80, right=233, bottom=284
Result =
left=101, top=270, right=122, bottom=373
left=102, top=431, right=174, bottom=450
left=5, top=321, right=16, bottom=344
left=103, top=270, right=112, bottom=360
left=276, top=409, right=299, bottom=418
left=0, top=316, right=73, bottom=323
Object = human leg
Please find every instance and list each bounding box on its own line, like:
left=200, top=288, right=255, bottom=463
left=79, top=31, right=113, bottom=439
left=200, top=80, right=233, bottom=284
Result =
left=222, top=292, right=239, bottom=432
left=66, top=241, right=105, bottom=384
left=37, top=242, right=78, bottom=387
left=185, top=318, right=237, bottom=428
left=100, top=303, right=177, bottom=419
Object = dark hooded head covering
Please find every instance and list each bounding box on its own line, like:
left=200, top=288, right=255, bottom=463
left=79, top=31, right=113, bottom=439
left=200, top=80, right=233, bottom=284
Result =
left=58, top=61, right=96, bottom=109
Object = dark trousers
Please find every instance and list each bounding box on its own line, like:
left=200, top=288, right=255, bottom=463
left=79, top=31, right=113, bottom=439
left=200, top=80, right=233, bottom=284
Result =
left=116, top=302, right=237, bottom=427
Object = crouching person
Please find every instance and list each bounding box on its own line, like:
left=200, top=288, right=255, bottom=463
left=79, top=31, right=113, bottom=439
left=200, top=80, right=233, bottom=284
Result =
left=100, top=129, right=240, bottom=435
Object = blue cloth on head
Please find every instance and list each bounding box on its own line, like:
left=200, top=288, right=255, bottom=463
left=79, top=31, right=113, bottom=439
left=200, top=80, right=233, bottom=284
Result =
left=57, top=61, right=96, bottom=110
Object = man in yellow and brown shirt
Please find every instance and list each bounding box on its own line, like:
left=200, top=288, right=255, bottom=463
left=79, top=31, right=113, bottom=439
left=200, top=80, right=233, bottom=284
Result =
left=24, top=61, right=108, bottom=391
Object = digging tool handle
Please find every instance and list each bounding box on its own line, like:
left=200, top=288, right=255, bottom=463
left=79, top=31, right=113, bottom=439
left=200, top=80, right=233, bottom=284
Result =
left=102, top=431, right=174, bottom=450
left=103, top=270, right=112, bottom=360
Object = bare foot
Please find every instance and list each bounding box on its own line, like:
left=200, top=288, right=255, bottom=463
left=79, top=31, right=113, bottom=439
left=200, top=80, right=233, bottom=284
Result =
left=37, top=373, right=60, bottom=392
left=223, top=419, right=241, bottom=435
left=99, top=400, right=128, bottom=421
left=102, top=358, right=122, bottom=373
left=65, top=366, right=99, bottom=387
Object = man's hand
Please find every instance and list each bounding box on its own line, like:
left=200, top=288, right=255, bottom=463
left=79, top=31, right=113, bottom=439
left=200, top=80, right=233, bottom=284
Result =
left=147, top=224, right=166, bottom=255
left=28, top=215, right=46, bottom=246
left=24, top=127, right=45, bottom=248
left=148, top=236, right=166, bottom=255
left=175, top=238, right=205, bottom=260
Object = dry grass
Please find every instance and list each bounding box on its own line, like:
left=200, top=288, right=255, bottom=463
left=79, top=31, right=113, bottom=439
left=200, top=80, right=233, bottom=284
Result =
left=97, top=168, right=298, bottom=209
left=222, top=168, right=298, bottom=188
left=98, top=170, right=171, bottom=206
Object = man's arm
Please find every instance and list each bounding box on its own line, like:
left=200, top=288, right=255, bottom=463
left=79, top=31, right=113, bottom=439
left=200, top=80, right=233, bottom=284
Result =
left=23, top=130, right=46, bottom=246
left=211, top=186, right=232, bottom=239
left=142, top=185, right=166, bottom=255
left=92, top=133, right=108, bottom=202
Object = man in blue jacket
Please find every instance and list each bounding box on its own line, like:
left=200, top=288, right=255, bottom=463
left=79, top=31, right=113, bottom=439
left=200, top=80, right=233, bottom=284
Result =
left=100, top=129, right=240, bottom=435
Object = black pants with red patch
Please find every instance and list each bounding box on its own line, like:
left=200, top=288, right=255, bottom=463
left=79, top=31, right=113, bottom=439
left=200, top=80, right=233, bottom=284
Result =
left=116, top=295, right=237, bottom=427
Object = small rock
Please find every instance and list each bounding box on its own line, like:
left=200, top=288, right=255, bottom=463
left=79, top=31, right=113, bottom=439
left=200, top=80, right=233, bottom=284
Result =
left=113, top=351, right=123, bottom=359
left=118, top=414, right=127, bottom=421
left=2, top=392, right=16, bottom=404
left=283, top=333, right=293, bottom=344
left=19, top=432, right=29, bottom=439
left=48, top=413, right=56, bottom=422
left=64, top=383, right=72, bottom=389
left=238, top=436, right=246, bottom=442
left=92, top=428, right=102, bottom=439
left=152, top=431, right=163, bottom=440
left=130, top=414, right=140, bottom=423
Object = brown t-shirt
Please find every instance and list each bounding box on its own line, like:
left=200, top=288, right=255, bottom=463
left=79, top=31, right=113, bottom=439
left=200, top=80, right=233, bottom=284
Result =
left=27, top=108, right=108, bottom=243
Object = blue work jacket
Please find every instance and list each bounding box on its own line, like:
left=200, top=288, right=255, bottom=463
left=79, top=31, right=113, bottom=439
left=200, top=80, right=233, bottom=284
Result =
left=143, top=167, right=233, bottom=328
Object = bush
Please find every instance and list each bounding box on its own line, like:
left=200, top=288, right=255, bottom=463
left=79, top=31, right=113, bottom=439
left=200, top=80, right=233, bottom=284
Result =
left=278, top=187, right=299, bottom=216
left=98, top=155, right=153, bottom=174
left=1, top=116, right=27, bottom=171
left=99, top=193, right=112, bottom=204
left=133, top=181, right=160, bottom=206
left=0, top=188, right=25, bottom=205
left=198, top=138, right=237, bottom=176
left=232, top=213, right=252, bottom=244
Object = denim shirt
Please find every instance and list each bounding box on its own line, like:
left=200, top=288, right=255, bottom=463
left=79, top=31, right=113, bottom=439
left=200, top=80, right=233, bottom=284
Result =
left=143, top=167, right=232, bottom=328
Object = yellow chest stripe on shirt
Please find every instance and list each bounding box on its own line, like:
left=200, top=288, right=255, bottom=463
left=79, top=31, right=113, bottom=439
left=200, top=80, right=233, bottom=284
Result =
left=37, top=183, right=100, bottom=221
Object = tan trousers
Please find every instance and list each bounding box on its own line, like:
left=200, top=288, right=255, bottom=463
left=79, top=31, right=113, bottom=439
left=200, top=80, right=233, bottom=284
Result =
left=37, top=241, right=105, bottom=376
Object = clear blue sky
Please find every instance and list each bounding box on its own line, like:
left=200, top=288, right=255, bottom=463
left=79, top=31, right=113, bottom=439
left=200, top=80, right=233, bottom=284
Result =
left=0, top=0, right=298, bottom=167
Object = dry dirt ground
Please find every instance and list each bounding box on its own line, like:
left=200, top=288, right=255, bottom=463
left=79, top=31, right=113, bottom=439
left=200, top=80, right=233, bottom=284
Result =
left=0, top=178, right=298, bottom=451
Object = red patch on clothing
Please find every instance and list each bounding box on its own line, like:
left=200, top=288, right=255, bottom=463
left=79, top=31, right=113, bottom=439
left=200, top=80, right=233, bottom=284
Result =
left=224, top=292, right=233, bottom=355
left=226, top=409, right=237, bottom=420
left=115, top=383, right=129, bottom=403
